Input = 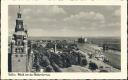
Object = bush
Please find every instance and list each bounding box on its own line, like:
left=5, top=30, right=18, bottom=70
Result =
left=89, top=62, right=98, bottom=70
left=81, top=59, right=87, bottom=66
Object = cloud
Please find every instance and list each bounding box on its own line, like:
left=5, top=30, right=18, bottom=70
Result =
left=22, top=5, right=66, bottom=17
left=41, top=18, right=57, bottom=22
left=28, top=29, right=48, bottom=37
left=9, top=5, right=120, bottom=37
left=51, top=6, right=66, bottom=14
left=22, top=8, right=31, bottom=15
left=114, top=9, right=120, bottom=16
left=20, top=5, right=66, bottom=28
left=29, top=28, right=80, bottom=37
left=63, top=11, right=105, bottom=32
left=64, top=11, right=105, bottom=22
left=107, top=22, right=120, bottom=27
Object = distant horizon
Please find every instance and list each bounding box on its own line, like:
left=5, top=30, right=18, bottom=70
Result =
left=28, top=35, right=121, bottom=38
left=8, top=35, right=121, bottom=38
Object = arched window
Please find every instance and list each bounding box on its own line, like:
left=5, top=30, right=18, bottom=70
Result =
left=20, top=48, right=22, bottom=53
left=18, top=48, right=20, bottom=53
left=15, top=48, right=17, bottom=52
left=22, top=42, right=24, bottom=46
left=18, top=59, right=20, bottom=62
left=15, top=41, right=17, bottom=45
left=18, top=41, right=20, bottom=45
left=17, top=41, right=18, bottom=45
left=20, top=55, right=23, bottom=57
left=19, top=48, right=21, bottom=53
left=15, top=55, right=18, bottom=57
left=21, top=48, right=24, bottom=52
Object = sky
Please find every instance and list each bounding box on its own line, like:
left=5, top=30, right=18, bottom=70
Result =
left=8, top=5, right=121, bottom=37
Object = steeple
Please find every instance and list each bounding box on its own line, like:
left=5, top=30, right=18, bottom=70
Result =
left=19, top=5, right=21, bottom=12
left=17, top=5, right=22, bottom=18
left=15, top=5, right=24, bottom=32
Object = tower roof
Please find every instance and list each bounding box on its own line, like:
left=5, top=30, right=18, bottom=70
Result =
left=18, top=5, right=21, bottom=13
left=17, top=5, right=22, bottom=18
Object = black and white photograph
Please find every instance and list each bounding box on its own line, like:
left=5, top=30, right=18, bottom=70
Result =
left=8, top=5, right=121, bottom=72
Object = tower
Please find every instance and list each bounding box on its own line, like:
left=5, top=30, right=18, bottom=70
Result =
left=54, top=43, right=57, bottom=53
left=9, top=6, right=29, bottom=72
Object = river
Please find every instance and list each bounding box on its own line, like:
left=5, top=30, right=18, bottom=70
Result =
left=78, top=43, right=121, bottom=70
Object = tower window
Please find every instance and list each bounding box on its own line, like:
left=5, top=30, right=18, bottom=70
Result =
left=21, top=48, right=24, bottom=52
left=19, top=48, right=21, bottom=53
left=15, top=55, right=18, bottom=57
left=18, top=13, right=21, bottom=18
left=15, top=48, right=17, bottom=52
left=18, top=41, right=20, bottom=45
left=18, top=59, right=20, bottom=62
left=20, top=55, right=23, bottom=57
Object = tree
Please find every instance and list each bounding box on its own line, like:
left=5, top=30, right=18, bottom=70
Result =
left=81, top=59, right=87, bottom=66
left=89, top=62, right=98, bottom=71
left=45, top=65, right=54, bottom=72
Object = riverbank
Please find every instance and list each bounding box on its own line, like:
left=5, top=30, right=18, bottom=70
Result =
left=103, top=50, right=121, bottom=69
left=77, top=43, right=120, bottom=72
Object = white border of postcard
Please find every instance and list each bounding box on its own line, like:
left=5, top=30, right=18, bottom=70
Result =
left=1, top=0, right=127, bottom=79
